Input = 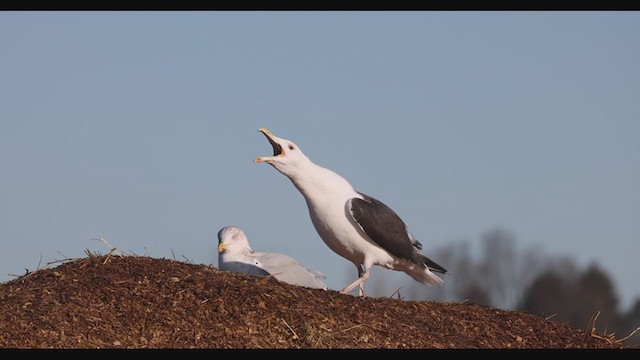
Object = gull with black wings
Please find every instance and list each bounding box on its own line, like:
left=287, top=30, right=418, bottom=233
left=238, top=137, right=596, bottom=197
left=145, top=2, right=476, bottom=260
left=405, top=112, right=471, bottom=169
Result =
left=254, top=128, right=446, bottom=296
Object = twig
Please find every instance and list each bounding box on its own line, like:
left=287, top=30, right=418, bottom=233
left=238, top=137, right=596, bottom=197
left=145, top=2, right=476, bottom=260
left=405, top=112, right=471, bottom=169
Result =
left=389, top=286, right=403, bottom=299
left=355, top=320, right=393, bottom=335
left=281, top=318, right=299, bottom=339
left=171, top=249, right=176, bottom=261
left=618, top=326, right=640, bottom=343
left=259, top=293, right=272, bottom=306
left=584, top=311, right=600, bottom=342
left=337, top=324, right=363, bottom=334
left=591, top=311, right=600, bottom=330
left=181, top=254, right=193, bottom=264
left=591, top=333, right=616, bottom=344
left=584, top=311, right=618, bottom=344
left=91, top=238, right=123, bottom=257
left=8, top=254, right=78, bottom=280
left=144, top=245, right=157, bottom=257
left=45, top=257, right=77, bottom=267
left=36, top=253, right=43, bottom=271
left=545, top=313, right=558, bottom=321
left=7, top=272, right=26, bottom=279
left=103, top=248, right=119, bottom=264
left=56, top=251, right=71, bottom=260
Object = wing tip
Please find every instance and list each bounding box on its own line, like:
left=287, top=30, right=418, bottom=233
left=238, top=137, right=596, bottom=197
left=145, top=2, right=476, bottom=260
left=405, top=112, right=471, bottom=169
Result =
left=421, top=255, right=448, bottom=274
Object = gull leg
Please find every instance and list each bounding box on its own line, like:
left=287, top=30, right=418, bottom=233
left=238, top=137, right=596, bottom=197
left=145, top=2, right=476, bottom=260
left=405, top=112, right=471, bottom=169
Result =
left=357, top=265, right=365, bottom=297
left=340, top=265, right=369, bottom=297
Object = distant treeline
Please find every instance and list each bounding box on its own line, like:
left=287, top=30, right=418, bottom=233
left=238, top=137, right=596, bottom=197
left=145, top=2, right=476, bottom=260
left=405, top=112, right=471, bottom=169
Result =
left=366, top=228, right=640, bottom=346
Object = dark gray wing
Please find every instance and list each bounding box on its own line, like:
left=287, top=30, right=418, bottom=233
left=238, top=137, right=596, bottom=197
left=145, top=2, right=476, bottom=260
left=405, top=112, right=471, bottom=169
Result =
left=348, top=192, right=423, bottom=265
left=418, top=254, right=447, bottom=274
left=348, top=192, right=447, bottom=274
left=408, top=231, right=423, bottom=250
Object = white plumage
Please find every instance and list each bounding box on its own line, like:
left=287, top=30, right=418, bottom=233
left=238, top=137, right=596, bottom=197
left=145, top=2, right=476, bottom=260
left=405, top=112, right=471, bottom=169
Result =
left=255, top=128, right=446, bottom=296
left=217, top=226, right=327, bottom=290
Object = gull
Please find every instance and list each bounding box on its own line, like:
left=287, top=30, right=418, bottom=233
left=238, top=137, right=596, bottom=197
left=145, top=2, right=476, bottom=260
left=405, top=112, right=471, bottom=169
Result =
left=217, top=226, right=327, bottom=290
left=254, top=128, right=446, bottom=296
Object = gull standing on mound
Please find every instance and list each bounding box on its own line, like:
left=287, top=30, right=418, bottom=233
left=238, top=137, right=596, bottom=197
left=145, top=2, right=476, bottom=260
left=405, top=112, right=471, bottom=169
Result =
left=254, top=128, right=447, bottom=296
left=217, top=226, right=328, bottom=290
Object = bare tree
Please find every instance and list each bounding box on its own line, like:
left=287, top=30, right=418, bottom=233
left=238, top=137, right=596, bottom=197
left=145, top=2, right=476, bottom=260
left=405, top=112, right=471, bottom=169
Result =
left=408, top=241, right=481, bottom=303
left=478, top=229, right=519, bottom=308
left=518, top=260, right=631, bottom=341
left=364, top=226, right=640, bottom=346
left=575, top=263, right=625, bottom=334
left=519, top=269, right=573, bottom=320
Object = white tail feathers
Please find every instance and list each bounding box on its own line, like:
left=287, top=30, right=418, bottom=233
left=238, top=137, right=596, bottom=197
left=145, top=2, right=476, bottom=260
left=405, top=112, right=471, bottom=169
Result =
left=407, top=265, right=445, bottom=286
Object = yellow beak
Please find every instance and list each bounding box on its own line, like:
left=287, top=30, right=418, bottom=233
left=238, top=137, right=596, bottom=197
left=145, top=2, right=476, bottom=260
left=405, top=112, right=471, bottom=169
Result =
left=255, top=127, right=283, bottom=163
left=258, top=127, right=273, bottom=138
left=218, top=243, right=226, bottom=253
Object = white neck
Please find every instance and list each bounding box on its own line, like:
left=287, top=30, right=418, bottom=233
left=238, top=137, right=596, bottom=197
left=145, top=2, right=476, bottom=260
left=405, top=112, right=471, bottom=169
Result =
left=284, top=160, right=357, bottom=203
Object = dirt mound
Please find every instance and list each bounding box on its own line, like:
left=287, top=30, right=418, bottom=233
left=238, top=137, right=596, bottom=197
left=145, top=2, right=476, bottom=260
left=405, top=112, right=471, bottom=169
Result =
left=0, top=255, right=623, bottom=348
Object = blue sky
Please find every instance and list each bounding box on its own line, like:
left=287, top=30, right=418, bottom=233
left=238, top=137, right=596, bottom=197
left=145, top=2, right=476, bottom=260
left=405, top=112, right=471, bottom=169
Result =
left=1, top=12, right=638, bottom=309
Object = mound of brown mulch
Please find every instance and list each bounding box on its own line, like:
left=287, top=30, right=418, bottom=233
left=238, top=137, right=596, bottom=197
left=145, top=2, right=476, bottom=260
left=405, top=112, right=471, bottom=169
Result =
left=0, top=255, right=624, bottom=348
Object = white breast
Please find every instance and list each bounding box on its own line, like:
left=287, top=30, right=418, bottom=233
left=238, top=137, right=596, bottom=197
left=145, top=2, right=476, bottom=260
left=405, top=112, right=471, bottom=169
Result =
left=295, top=166, right=395, bottom=267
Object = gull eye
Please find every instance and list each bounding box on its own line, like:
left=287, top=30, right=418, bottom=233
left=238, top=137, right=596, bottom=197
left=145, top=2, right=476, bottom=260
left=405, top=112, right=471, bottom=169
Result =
left=289, top=145, right=295, bottom=150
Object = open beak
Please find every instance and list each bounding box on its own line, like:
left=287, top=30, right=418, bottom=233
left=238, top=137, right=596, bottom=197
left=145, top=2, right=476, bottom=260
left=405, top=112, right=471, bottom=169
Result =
left=218, top=243, right=226, bottom=253
left=255, top=128, right=284, bottom=163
